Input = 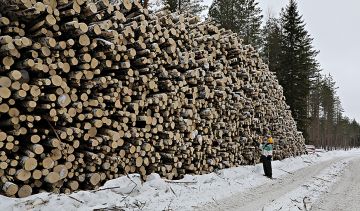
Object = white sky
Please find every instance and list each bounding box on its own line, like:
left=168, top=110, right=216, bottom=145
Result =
left=201, top=0, right=360, bottom=122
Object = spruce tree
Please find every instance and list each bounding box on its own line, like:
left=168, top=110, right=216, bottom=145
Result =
left=209, top=0, right=263, bottom=49
left=262, top=17, right=282, bottom=74
left=163, top=0, right=178, bottom=12
left=163, top=0, right=207, bottom=16
left=278, top=0, right=319, bottom=139
left=182, top=0, right=207, bottom=16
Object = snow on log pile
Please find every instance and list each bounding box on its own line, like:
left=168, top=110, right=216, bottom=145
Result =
left=0, top=0, right=305, bottom=197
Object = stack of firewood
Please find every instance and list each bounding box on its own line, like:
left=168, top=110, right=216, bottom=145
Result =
left=0, top=0, right=305, bottom=197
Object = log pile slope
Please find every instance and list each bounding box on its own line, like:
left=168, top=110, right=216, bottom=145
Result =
left=0, top=0, right=305, bottom=197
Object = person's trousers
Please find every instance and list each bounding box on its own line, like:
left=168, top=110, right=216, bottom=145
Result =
left=261, top=155, right=272, bottom=178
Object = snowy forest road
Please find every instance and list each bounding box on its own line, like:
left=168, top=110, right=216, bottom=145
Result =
left=311, top=158, right=360, bottom=211
left=200, top=156, right=360, bottom=211
left=2, top=151, right=360, bottom=211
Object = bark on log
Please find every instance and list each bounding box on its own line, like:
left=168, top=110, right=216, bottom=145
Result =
left=0, top=0, right=305, bottom=197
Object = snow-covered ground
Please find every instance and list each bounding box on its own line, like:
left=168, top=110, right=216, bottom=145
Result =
left=1, top=149, right=360, bottom=211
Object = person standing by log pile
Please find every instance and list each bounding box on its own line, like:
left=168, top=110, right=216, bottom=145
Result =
left=0, top=0, right=305, bottom=197
left=254, top=132, right=274, bottom=178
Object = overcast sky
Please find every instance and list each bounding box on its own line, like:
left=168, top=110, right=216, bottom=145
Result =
left=202, top=0, right=360, bottom=121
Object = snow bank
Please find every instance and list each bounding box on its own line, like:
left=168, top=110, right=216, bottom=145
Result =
left=2, top=149, right=359, bottom=211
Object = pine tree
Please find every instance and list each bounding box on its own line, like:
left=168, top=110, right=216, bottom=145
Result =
left=209, top=0, right=263, bottom=49
left=278, top=0, right=319, bottom=139
left=163, top=0, right=207, bottom=16
left=308, top=73, right=322, bottom=145
left=319, top=74, right=337, bottom=146
left=307, top=73, right=360, bottom=148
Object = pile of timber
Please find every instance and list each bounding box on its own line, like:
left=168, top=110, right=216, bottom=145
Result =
left=0, top=0, right=305, bottom=197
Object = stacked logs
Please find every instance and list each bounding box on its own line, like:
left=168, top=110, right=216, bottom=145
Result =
left=0, top=0, right=305, bottom=197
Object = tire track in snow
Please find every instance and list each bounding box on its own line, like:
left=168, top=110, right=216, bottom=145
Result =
left=311, top=158, right=360, bottom=211
left=201, top=157, right=354, bottom=211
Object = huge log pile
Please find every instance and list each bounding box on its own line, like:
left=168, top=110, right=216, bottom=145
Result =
left=0, top=0, right=305, bottom=197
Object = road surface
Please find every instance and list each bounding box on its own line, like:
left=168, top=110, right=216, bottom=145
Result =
left=311, top=158, right=360, bottom=211
left=200, top=156, right=360, bottom=211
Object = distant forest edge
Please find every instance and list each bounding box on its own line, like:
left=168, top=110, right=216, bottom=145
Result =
left=143, top=0, right=360, bottom=148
